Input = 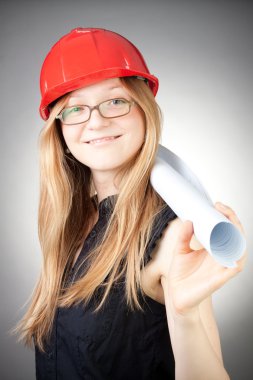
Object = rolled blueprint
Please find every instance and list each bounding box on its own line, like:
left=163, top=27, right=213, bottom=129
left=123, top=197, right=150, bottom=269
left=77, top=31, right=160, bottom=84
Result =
left=151, top=145, right=246, bottom=267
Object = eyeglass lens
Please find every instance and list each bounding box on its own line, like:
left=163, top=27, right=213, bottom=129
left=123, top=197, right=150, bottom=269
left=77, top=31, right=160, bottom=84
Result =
left=60, top=98, right=131, bottom=124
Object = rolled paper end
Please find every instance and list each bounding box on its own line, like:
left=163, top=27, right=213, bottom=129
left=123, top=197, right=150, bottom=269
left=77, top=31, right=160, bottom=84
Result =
left=151, top=149, right=246, bottom=268
left=209, top=221, right=246, bottom=267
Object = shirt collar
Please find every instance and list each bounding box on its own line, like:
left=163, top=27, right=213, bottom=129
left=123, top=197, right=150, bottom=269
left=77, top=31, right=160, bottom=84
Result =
left=96, top=194, right=118, bottom=216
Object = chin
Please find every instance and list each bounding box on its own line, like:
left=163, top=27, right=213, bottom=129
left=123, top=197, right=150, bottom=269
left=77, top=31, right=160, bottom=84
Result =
left=88, top=163, right=122, bottom=172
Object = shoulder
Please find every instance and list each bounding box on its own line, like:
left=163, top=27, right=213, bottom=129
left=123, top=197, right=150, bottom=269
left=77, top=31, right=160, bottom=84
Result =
left=141, top=217, right=182, bottom=303
left=148, top=217, right=183, bottom=274
left=144, top=204, right=177, bottom=265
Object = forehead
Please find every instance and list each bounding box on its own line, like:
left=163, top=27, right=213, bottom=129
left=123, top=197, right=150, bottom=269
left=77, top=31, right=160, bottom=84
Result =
left=69, top=77, right=125, bottom=99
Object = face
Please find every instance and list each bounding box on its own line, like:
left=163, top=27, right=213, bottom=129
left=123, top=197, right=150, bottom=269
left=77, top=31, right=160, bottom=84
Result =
left=60, top=78, right=145, bottom=180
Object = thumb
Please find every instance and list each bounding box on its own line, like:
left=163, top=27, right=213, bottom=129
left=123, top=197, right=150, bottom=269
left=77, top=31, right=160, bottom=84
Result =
left=176, top=220, right=194, bottom=254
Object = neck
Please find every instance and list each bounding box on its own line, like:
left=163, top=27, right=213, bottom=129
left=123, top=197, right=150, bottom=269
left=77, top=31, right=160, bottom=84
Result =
left=91, top=170, right=119, bottom=203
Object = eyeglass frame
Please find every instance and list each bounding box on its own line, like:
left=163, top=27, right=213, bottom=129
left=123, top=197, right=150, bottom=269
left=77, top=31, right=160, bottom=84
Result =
left=55, top=98, right=136, bottom=125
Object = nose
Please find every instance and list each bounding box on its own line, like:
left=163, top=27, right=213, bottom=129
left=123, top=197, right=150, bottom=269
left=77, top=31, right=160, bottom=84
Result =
left=86, top=108, right=109, bottom=130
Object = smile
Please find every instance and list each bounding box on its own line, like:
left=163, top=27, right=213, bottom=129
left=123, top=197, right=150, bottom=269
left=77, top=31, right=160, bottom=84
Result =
left=85, top=136, right=121, bottom=145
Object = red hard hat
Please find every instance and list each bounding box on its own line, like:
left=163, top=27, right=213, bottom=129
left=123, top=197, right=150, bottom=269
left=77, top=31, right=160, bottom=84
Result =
left=39, top=27, right=159, bottom=120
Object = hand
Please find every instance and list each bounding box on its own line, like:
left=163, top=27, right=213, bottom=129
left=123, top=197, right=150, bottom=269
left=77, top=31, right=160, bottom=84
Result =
left=164, top=202, right=247, bottom=317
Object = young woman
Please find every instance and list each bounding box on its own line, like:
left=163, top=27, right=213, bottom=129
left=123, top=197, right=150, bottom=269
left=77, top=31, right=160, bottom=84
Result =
left=17, top=28, right=246, bottom=379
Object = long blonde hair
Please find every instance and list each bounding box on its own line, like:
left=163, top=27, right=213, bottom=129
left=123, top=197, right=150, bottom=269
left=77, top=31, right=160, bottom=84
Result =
left=16, top=77, right=165, bottom=351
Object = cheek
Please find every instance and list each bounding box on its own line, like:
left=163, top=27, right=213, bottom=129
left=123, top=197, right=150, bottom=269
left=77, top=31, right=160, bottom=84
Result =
left=138, top=122, right=146, bottom=142
left=61, top=125, right=81, bottom=147
left=130, top=115, right=146, bottom=146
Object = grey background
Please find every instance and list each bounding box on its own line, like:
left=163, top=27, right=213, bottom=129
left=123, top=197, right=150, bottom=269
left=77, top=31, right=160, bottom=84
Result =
left=1, top=0, right=252, bottom=379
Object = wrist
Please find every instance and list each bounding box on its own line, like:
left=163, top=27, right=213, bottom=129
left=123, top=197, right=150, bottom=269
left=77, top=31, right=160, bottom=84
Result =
left=168, top=302, right=201, bottom=326
left=160, top=276, right=203, bottom=326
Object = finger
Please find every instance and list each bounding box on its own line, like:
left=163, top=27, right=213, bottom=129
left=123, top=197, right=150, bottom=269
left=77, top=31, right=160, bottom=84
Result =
left=190, top=233, right=204, bottom=250
left=215, top=202, right=247, bottom=267
left=214, top=202, right=245, bottom=235
left=176, top=220, right=194, bottom=254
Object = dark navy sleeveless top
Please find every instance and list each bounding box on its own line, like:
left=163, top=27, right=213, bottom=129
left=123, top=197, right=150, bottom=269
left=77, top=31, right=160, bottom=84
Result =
left=35, top=196, right=177, bottom=379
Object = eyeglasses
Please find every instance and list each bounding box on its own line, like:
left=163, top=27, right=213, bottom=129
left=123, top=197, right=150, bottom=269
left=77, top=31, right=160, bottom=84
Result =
left=56, top=98, right=135, bottom=125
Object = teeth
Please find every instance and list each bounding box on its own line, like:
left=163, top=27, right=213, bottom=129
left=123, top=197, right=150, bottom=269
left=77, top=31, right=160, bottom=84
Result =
left=89, top=136, right=117, bottom=144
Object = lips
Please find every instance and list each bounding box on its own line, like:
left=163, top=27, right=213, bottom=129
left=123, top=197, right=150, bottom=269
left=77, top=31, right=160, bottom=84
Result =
left=84, top=135, right=121, bottom=144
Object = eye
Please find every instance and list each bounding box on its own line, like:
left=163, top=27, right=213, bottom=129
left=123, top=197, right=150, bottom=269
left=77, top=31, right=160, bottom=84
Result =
left=62, top=106, right=83, bottom=119
left=69, top=106, right=82, bottom=113
left=109, top=98, right=127, bottom=106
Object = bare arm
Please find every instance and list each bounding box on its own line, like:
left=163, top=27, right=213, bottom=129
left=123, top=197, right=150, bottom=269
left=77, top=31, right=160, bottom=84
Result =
left=152, top=202, right=246, bottom=380
left=162, top=279, right=229, bottom=380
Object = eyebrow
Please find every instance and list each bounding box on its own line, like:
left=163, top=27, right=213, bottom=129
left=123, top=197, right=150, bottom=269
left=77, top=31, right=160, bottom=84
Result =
left=68, top=86, right=125, bottom=100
